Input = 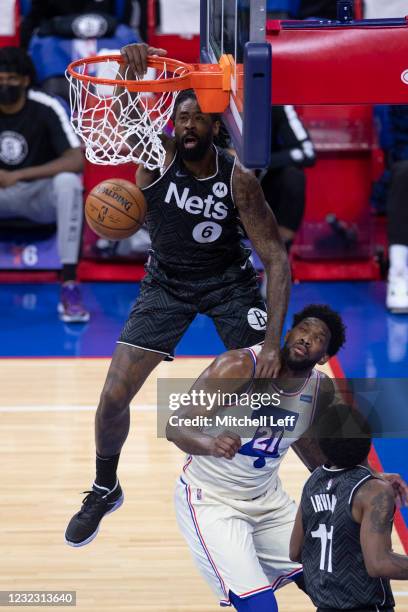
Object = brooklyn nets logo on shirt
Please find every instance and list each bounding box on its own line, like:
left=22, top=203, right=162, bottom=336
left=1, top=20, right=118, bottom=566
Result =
left=72, top=14, right=109, bottom=38
left=0, top=131, right=28, bottom=165
left=247, top=307, right=267, bottom=330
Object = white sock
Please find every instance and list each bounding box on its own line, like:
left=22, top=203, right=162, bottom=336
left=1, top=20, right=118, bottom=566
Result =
left=389, top=244, right=408, bottom=277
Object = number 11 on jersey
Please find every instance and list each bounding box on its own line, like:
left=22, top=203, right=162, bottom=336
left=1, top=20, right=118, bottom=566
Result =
left=311, top=523, right=334, bottom=573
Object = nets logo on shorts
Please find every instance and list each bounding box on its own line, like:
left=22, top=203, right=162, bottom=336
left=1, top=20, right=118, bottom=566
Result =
left=247, top=307, right=267, bottom=330
left=0, top=131, right=28, bottom=165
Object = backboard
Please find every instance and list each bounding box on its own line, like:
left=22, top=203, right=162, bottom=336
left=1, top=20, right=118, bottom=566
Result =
left=200, top=0, right=272, bottom=168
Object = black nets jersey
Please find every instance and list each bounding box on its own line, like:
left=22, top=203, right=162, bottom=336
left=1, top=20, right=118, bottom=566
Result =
left=0, top=89, right=80, bottom=170
left=142, top=146, right=248, bottom=274
left=301, top=465, right=395, bottom=610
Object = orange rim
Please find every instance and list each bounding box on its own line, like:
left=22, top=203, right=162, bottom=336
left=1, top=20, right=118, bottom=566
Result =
left=67, top=54, right=231, bottom=112
left=67, top=55, right=195, bottom=92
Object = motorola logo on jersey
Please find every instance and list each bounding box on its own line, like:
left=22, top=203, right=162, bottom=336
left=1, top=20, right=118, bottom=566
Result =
left=212, top=182, right=228, bottom=198
left=164, top=182, right=228, bottom=220
left=0, top=131, right=28, bottom=165
left=247, top=307, right=267, bottom=330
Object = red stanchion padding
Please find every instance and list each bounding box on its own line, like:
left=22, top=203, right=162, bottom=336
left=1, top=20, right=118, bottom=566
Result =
left=268, top=22, right=408, bottom=105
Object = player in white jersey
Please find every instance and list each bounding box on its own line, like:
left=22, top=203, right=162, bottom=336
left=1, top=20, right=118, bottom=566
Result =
left=167, top=304, right=346, bottom=611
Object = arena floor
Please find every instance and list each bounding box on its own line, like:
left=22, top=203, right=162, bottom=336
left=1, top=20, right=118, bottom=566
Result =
left=1, top=280, right=408, bottom=611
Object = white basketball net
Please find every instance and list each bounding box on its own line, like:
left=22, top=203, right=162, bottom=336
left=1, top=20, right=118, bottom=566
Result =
left=66, top=59, right=189, bottom=170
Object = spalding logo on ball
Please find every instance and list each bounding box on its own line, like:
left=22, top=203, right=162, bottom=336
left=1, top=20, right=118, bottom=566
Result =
left=85, top=178, right=147, bottom=240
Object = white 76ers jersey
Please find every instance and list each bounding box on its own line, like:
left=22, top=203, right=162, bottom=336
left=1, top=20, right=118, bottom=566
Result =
left=182, top=345, right=323, bottom=500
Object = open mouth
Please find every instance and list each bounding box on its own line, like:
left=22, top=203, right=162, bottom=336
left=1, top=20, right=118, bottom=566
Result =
left=183, top=135, right=198, bottom=148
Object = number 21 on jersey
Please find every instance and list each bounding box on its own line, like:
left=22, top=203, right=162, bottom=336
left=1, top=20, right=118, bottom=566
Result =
left=252, top=427, right=284, bottom=456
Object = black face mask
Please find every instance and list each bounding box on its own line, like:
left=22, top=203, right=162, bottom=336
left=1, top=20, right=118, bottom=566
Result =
left=0, top=84, right=24, bottom=105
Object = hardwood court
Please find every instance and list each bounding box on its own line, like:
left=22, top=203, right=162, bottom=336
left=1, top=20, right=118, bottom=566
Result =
left=1, top=358, right=407, bottom=611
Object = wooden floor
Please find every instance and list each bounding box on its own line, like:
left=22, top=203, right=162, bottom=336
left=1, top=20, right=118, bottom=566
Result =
left=1, top=358, right=407, bottom=611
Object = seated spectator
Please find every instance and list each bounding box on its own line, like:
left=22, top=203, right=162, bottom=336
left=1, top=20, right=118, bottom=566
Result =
left=260, top=105, right=316, bottom=253
left=21, top=0, right=138, bottom=102
left=385, top=105, right=408, bottom=313
left=0, top=46, right=88, bottom=323
left=21, top=0, right=135, bottom=46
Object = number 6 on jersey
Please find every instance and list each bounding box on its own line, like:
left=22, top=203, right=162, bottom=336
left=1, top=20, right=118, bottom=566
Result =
left=192, top=221, right=222, bottom=243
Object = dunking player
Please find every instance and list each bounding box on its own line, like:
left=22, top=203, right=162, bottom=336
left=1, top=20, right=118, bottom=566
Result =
left=65, top=43, right=290, bottom=546
left=290, top=403, right=408, bottom=612
left=166, top=304, right=343, bottom=610
left=166, top=305, right=407, bottom=611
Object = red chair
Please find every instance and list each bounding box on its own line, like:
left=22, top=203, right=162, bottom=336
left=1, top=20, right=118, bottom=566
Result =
left=292, top=105, right=382, bottom=281
left=147, top=0, right=200, bottom=64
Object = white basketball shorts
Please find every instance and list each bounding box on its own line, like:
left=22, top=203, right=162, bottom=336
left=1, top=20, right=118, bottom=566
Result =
left=174, top=476, right=303, bottom=607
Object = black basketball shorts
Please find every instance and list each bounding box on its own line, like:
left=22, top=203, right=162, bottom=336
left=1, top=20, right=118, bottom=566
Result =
left=118, top=260, right=267, bottom=360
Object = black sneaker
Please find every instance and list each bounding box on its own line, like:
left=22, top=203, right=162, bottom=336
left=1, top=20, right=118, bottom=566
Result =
left=65, top=481, right=124, bottom=547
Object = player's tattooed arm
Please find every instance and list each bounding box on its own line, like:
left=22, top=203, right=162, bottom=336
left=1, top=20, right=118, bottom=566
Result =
left=166, top=350, right=253, bottom=457
left=232, top=164, right=291, bottom=378
left=292, top=374, right=334, bottom=471
left=369, top=488, right=395, bottom=534
left=357, top=479, right=408, bottom=579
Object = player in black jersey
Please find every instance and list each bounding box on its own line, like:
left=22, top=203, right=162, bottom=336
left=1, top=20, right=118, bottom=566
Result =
left=65, top=43, right=290, bottom=546
left=290, top=404, right=408, bottom=612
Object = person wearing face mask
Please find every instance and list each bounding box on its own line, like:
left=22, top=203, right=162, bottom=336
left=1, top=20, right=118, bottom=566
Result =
left=0, top=46, right=88, bottom=323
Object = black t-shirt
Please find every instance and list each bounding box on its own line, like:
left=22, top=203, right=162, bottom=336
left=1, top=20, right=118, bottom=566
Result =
left=0, top=90, right=80, bottom=170
left=26, top=0, right=132, bottom=20
left=21, top=0, right=133, bottom=45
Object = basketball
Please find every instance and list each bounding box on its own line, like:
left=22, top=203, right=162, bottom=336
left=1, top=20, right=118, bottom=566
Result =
left=85, top=179, right=147, bottom=240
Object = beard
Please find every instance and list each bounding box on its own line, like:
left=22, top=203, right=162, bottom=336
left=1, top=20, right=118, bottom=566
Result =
left=175, top=130, right=213, bottom=161
left=281, top=344, right=317, bottom=372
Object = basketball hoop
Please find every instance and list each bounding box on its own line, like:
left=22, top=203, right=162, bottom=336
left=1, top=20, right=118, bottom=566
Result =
left=66, top=54, right=230, bottom=169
